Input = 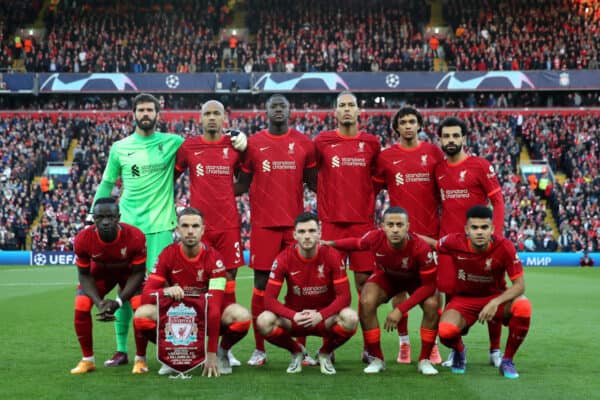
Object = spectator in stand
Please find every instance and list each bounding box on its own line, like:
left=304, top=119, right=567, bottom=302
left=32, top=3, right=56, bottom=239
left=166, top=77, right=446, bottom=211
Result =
left=580, top=250, right=594, bottom=267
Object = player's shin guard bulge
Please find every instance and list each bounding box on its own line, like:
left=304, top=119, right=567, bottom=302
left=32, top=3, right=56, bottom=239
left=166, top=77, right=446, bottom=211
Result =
left=74, top=295, right=94, bottom=358
left=133, top=317, right=157, bottom=358
left=504, top=298, right=532, bottom=361
left=221, top=320, right=251, bottom=351
left=250, top=288, right=266, bottom=354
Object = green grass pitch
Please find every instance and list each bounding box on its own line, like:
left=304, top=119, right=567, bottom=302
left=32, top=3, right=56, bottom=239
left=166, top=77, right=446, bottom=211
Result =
left=1, top=266, right=599, bottom=400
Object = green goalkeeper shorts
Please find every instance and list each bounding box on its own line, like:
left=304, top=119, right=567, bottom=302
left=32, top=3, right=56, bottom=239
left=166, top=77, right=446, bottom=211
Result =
left=145, top=230, right=174, bottom=274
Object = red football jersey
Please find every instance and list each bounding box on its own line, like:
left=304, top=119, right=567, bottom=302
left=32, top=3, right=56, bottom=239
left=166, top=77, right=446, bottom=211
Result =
left=436, top=233, right=523, bottom=297
left=334, top=229, right=437, bottom=280
left=265, top=245, right=350, bottom=320
left=143, top=243, right=227, bottom=301
left=74, top=223, right=147, bottom=271
left=315, top=130, right=380, bottom=223
left=435, top=156, right=502, bottom=236
left=175, top=135, right=241, bottom=231
left=241, top=129, right=316, bottom=228
left=374, top=142, right=444, bottom=238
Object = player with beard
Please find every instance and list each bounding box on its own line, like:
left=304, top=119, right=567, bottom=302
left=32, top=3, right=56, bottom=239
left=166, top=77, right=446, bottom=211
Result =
left=434, top=116, right=506, bottom=369
left=236, top=95, right=317, bottom=366
left=313, top=91, right=380, bottom=361
left=175, top=100, right=246, bottom=367
left=93, top=93, right=247, bottom=368
left=373, top=106, right=444, bottom=364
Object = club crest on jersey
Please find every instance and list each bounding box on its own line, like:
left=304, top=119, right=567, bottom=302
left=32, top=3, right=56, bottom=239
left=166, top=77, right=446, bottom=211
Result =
left=427, top=251, right=438, bottom=265
left=165, top=303, right=198, bottom=345
left=196, top=270, right=204, bottom=282
left=421, top=154, right=428, bottom=166
left=158, top=144, right=164, bottom=152
left=288, top=142, right=295, bottom=154
left=271, top=260, right=278, bottom=271
left=293, top=285, right=301, bottom=296
left=317, top=264, right=325, bottom=278
left=485, top=258, right=493, bottom=271
left=459, top=170, right=467, bottom=182
left=358, top=142, right=365, bottom=152
left=401, top=257, right=409, bottom=269
left=223, top=148, right=229, bottom=159
left=121, top=247, right=127, bottom=258
left=487, top=165, right=496, bottom=178
left=331, top=155, right=340, bottom=168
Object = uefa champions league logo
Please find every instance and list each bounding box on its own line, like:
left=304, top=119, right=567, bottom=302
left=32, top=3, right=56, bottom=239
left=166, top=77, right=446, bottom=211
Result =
left=33, top=253, right=47, bottom=266
left=165, top=75, right=180, bottom=89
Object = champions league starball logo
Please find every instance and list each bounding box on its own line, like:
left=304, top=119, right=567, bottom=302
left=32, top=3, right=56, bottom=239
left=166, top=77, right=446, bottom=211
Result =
left=165, top=74, right=180, bottom=89
left=385, top=73, right=400, bottom=88
left=33, top=253, right=47, bottom=266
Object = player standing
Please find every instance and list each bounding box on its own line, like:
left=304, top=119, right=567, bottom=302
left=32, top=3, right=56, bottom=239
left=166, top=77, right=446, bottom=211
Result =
left=437, top=205, right=531, bottom=379
left=236, top=94, right=317, bottom=366
left=93, top=92, right=246, bottom=367
left=256, top=212, right=358, bottom=375
left=70, top=198, right=147, bottom=374
left=373, top=106, right=444, bottom=364
left=434, top=116, right=506, bottom=368
left=175, top=100, right=245, bottom=366
left=133, top=208, right=251, bottom=377
left=324, top=207, right=440, bottom=375
left=313, top=91, right=379, bottom=360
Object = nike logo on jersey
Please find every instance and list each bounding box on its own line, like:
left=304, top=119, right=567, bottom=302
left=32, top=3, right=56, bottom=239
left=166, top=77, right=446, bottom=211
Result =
left=375, top=253, right=385, bottom=257
left=331, top=143, right=341, bottom=148
left=173, top=269, right=184, bottom=274
left=290, top=271, right=301, bottom=276
left=194, top=151, right=204, bottom=155
left=457, top=256, right=470, bottom=260
left=91, top=253, right=102, bottom=258
left=438, top=175, right=445, bottom=180
left=393, top=160, right=402, bottom=165
left=127, top=152, right=135, bottom=156
left=260, top=146, right=270, bottom=151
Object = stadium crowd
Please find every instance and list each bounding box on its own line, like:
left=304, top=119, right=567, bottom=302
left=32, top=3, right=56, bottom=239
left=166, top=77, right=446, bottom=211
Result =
left=2, top=109, right=597, bottom=253
left=443, top=0, right=600, bottom=71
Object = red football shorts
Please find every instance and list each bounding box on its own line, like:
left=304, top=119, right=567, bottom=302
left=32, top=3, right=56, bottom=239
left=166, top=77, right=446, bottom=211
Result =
left=203, top=228, right=244, bottom=269
left=249, top=226, right=294, bottom=271
left=366, top=270, right=420, bottom=299
left=445, top=294, right=507, bottom=327
left=76, top=266, right=131, bottom=298
left=321, top=222, right=375, bottom=272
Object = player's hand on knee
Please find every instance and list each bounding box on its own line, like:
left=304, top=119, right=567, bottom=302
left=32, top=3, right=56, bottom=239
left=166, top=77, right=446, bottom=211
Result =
left=228, top=130, right=247, bottom=152
left=384, top=308, right=402, bottom=332
left=478, top=301, right=499, bottom=323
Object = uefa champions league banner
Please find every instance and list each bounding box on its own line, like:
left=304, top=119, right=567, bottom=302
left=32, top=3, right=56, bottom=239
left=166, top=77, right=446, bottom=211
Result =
left=157, top=294, right=208, bottom=377
left=3, top=71, right=600, bottom=93
left=0, top=251, right=596, bottom=266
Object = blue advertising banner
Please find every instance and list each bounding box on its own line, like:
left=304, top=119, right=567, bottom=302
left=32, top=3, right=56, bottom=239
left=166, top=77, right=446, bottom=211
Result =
left=0, top=251, right=596, bottom=267
left=3, top=70, right=600, bottom=93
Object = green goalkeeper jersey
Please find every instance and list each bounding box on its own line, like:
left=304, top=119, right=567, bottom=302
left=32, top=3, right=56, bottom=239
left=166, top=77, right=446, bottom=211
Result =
left=94, top=131, right=184, bottom=234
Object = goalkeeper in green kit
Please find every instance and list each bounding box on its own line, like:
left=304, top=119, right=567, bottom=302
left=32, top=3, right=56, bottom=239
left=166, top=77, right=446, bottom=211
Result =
left=92, top=93, right=248, bottom=368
